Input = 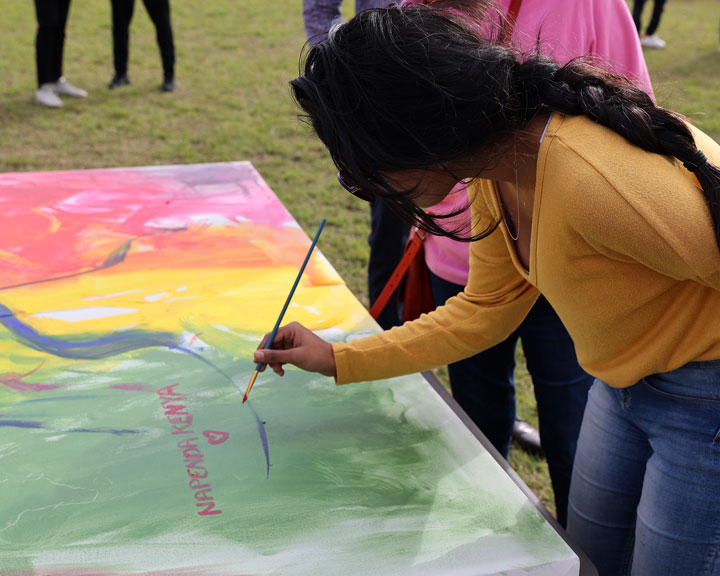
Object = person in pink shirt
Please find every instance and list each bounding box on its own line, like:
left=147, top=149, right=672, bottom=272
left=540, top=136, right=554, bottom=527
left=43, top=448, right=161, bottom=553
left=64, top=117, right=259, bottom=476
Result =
left=417, top=0, right=653, bottom=529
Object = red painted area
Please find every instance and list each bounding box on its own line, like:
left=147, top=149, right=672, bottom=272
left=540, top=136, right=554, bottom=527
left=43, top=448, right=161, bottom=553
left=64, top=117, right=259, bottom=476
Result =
left=0, top=363, right=58, bottom=392
left=0, top=165, right=321, bottom=289
left=203, top=430, right=229, bottom=445
left=110, top=383, right=147, bottom=391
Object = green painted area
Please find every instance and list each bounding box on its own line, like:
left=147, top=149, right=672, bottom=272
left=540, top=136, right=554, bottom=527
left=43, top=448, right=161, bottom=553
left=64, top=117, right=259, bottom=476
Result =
left=0, top=343, right=576, bottom=575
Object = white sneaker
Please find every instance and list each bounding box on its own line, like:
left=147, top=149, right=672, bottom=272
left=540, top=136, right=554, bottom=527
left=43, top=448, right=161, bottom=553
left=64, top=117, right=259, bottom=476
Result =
left=35, top=85, right=63, bottom=108
left=640, top=34, right=667, bottom=49
left=52, top=77, right=88, bottom=98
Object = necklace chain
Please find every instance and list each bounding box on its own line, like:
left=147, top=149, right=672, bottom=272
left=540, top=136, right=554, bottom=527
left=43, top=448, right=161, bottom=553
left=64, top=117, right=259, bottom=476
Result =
left=504, top=112, right=553, bottom=243
left=507, top=169, right=520, bottom=241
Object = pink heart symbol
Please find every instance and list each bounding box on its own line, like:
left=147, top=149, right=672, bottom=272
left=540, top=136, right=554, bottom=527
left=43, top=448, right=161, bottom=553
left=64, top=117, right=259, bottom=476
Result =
left=203, top=430, right=229, bottom=445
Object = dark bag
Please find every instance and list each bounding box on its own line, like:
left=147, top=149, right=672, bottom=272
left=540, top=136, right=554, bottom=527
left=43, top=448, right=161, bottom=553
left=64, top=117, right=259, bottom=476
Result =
left=398, top=234, right=435, bottom=322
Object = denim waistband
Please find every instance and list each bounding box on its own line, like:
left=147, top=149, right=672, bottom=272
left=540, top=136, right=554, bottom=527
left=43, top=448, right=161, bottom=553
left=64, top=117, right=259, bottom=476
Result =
left=640, top=359, right=720, bottom=403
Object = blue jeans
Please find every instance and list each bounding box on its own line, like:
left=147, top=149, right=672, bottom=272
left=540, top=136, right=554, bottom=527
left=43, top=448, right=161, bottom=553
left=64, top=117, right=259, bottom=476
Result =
left=568, top=367, right=720, bottom=576
left=429, top=272, right=593, bottom=527
left=303, top=0, right=391, bottom=46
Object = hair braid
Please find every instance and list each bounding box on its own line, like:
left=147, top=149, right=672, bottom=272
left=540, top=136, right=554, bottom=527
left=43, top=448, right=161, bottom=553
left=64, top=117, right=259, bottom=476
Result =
left=512, top=57, right=720, bottom=249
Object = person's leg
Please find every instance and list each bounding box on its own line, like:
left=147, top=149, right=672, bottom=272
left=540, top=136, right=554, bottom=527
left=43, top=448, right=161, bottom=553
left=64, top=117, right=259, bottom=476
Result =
left=519, top=295, right=593, bottom=528
left=429, top=270, right=518, bottom=459
left=627, top=363, right=720, bottom=575
left=303, top=0, right=342, bottom=46
left=142, top=0, right=175, bottom=81
left=631, top=0, right=646, bottom=33
left=110, top=0, right=135, bottom=77
left=34, top=0, right=62, bottom=86
left=51, top=0, right=71, bottom=83
left=566, top=380, right=650, bottom=575
left=34, top=0, right=70, bottom=106
left=368, top=200, right=408, bottom=330
left=645, top=0, right=667, bottom=36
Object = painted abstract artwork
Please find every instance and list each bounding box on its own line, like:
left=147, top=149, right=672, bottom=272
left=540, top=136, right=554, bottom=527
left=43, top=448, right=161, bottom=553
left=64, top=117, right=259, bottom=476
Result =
left=0, top=162, right=580, bottom=575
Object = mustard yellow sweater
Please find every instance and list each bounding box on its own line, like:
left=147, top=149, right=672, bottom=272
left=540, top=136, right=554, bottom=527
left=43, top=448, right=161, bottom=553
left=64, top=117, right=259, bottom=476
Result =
left=333, top=114, right=720, bottom=388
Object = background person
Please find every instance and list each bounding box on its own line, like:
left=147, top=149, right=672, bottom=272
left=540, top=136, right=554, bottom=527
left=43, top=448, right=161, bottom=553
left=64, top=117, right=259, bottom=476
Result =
left=633, top=0, right=668, bottom=49
left=33, top=0, right=87, bottom=108
left=109, top=0, right=176, bottom=91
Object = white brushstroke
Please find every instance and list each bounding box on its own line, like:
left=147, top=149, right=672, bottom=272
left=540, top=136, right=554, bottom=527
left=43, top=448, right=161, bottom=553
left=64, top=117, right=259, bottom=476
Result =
left=144, top=291, right=167, bottom=302
left=84, top=289, right=141, bottom=302
left=33, top=307, right=137, bottom=322
left=44, top=435, right=66, bottom=442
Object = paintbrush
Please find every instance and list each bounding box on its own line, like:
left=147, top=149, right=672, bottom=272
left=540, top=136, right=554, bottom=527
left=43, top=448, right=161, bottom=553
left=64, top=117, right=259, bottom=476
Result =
left=243, top=218, right=327, bottom=403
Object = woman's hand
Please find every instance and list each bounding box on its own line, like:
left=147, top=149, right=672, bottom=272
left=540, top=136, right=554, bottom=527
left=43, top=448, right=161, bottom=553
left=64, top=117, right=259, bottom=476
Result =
left=253, top=322, right=337, bottom=378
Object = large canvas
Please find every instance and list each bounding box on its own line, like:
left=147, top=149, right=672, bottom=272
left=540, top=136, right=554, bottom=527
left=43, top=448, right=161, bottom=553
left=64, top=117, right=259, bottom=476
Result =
left=0, top=162, right=580, bottom=575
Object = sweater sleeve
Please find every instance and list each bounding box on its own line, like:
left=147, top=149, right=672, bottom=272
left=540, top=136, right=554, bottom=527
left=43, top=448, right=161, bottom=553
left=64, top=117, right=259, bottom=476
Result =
left=333, top=187, right=539, bottom=384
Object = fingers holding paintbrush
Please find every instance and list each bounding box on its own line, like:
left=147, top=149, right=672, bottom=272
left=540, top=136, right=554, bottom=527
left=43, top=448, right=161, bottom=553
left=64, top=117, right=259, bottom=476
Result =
left=254, top=322, right=337, bottom=377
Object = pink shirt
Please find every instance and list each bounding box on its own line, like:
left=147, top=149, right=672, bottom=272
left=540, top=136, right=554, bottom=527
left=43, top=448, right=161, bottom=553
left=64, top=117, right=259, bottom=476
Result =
left=422, top=0, right=654, bottom=286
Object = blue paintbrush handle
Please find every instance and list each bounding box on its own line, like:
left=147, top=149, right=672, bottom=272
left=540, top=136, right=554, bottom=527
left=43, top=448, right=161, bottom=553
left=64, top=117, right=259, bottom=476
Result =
left=254, top=218, right=326, bottom=369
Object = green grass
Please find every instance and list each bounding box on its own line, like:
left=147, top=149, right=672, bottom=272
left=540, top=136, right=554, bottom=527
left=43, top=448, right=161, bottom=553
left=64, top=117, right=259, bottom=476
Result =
left=1, top=0, right=718, bottom=519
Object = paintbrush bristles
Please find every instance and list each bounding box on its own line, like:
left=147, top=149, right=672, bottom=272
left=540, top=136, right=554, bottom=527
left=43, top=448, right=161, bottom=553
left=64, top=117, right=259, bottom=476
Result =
left=242, top=370, right=259, bottom=403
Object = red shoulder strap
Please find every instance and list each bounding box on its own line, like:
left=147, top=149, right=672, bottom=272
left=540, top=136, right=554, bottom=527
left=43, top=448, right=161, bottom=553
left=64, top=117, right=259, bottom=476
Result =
left=369, top=228, right=426, bottom=321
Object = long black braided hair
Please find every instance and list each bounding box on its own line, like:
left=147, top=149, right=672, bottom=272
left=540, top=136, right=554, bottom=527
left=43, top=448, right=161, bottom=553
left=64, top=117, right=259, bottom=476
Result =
left=290, top=2, right=720, bottom=248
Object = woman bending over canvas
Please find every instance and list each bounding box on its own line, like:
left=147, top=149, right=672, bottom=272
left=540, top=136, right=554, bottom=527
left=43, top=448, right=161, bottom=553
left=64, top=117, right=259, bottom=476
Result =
left=254, top=3, right=720, bottom=574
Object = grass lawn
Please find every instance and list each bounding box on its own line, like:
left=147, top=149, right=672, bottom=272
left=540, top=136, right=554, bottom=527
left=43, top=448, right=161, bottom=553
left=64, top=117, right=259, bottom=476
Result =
left=1, top=0, right=718, bottom=518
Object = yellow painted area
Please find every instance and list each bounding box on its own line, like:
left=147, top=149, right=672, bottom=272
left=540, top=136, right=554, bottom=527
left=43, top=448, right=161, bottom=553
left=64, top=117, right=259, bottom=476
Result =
left=0, top=178, right=377, bottom=385
left=3, top=267, right=370, bottom=334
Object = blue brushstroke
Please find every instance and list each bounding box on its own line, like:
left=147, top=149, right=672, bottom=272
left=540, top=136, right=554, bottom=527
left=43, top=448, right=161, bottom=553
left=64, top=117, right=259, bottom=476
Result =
left=218, top=357, right=272, bottom=479
left=0, top=301, right=271, bottom=477
left=247, top=401, right=271, bottom=479
left=0, top=303, right=176, bottom=359
left=102, top=241, right=132, bottom=267
left=0, top=419, right=43, bottom=429
left=0, top=419, right=137, bottom=435
left=70, top=428, right=139, bottom=435
left=176, top=346, right=271, bottom=478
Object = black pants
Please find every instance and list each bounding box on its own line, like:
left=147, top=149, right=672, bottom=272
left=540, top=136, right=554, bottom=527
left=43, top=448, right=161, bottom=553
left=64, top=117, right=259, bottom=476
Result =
left=110, top=0, right=175, bottom=78
left=632, top=0, right=667, bottom=36
left=34, top=0, right=71, bottom=86
left=368, top=200, right=409, bottom=330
